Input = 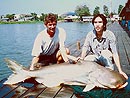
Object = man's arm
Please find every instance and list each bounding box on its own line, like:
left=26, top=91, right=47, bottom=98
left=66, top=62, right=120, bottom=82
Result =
left=113, top=53, right=128, bottom=79
left=81, top=34, right=90, bottom=60
left=110, top=31, right=128, bottom=79
left=59, top=28, right=69, bottom=62
left=30, top=32, right=43, bottom=70
left=30, top=56, right=39, bottom=70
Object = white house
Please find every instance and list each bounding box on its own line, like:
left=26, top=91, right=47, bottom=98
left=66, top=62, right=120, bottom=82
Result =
left=82, top=16, right=93, bottom=22
left=14, top=14, right=33, bottom=21
left=0, top=15, right=9, bottom=22
left=112, top=15, right=120, bottom=21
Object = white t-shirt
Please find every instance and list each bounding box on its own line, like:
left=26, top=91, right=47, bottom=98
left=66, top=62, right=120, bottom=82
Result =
left=82, top=30, right=118, bottom=56
left=32, top=27, right=66, bottom=56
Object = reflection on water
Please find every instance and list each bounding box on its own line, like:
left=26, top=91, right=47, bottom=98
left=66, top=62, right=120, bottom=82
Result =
left=0, top=22, right=93, bottom=80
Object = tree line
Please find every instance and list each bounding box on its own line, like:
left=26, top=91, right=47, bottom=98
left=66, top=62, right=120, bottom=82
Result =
left=1, top=4, right=124, bottom=22
left=75, top=4, right=123, bottom=20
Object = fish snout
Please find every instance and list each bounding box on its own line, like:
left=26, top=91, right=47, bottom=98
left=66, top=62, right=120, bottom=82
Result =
left=117, top=82, right=128, bottom=89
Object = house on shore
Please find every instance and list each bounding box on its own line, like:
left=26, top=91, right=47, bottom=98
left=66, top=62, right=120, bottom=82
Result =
left=82, top=16, right=93, bottom=22
left=14, top=14, right=33, bottom=21
left=0, top=15, right=9, bottom=22
left=119, top=0, right=130, bottom=30
left=64, top=15, right=78, bottom=22
left=60, top=12, right=78, bottom=22
left=119, top=0, right=130, bottom=21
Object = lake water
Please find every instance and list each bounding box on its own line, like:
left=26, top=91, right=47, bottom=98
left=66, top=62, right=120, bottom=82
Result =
left=0, top=22, right=93, bottom=80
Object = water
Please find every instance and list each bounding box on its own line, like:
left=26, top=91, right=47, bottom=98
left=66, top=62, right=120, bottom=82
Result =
left=0, top=22, right=93, bottom=80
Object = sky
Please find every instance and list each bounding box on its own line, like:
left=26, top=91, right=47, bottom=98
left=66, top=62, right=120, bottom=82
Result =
left=0, top=0, right=128, bottom=15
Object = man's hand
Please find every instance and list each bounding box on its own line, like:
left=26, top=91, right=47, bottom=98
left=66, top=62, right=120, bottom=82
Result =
left=67, top=59, right=76, bottom=64
left=30, top=64, right=34, bottom=70
left=119, top=71, right=128, bottom=79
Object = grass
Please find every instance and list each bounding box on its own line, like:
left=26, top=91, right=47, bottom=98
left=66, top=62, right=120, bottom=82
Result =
left=0, top=21, right=43, bottom=24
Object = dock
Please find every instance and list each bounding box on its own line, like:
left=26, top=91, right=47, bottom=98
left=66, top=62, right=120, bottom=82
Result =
left=108, top=22, right=130, bottom=74
left=0, top=22, right=130, bottom=98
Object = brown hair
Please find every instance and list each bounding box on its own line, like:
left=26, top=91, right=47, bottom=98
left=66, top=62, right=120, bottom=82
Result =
left=92, top=14, right=107, bottom=31
left=44, top=13, right=57, bottom=25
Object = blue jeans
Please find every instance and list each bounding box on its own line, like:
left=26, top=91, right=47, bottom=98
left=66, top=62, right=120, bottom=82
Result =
left=96, top=55, right=114, bottom=70
left=84, top=50, right=114, bottom=70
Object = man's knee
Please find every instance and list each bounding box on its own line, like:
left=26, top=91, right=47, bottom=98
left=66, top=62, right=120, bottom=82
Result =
left=66, top=48, right=70, bottom=55
left=57, top=48, right=70, bottom=56
left=56, top=48, right=70, bottom=63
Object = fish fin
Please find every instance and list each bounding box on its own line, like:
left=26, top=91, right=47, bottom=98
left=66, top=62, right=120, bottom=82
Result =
left=4, top=58, right=29, bottom=85
left=35, top=78, right=44, bottom=84
left=42, top=80, right=62, bottom=87
left=83, top=84, right=95, bottom=92
left=64, top=81, right=85, bottom=86
left=4, top=58, right=25, bottom=74
left=36, top=76, right=63, bottom=87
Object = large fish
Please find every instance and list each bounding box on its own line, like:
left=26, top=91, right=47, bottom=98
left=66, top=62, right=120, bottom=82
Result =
left=4, top=58, right=127, bottom=92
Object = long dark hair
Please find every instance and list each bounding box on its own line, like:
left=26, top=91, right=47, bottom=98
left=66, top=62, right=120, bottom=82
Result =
left=92, top=14, right=107, bottom=31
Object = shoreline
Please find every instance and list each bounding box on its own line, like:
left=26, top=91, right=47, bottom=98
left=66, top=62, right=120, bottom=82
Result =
left=0, top=20, right=91, bottom=24
left=0, top=21, right=43, bottom=24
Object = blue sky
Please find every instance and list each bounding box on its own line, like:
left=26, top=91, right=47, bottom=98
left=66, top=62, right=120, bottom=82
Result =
left=0, top=0, right=127, bottom=15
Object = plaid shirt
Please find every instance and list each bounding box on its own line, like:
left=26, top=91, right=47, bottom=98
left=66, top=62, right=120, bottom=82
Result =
left=82, top=30, right=118, bottom=56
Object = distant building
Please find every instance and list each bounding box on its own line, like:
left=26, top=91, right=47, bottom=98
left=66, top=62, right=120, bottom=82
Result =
left=64, top=15, right=78, bottom=22
left=82, top=16, right=93, bottom=22
left=112, top=15, right=120, bottom=21
left=0, top=15, right=9, bottom=22
left=60, top=12, right=78, bottom=22
left=14, top=14, right=23, bottom=21
left=119, top=0, right=130, bottom=20
left=1, top=18, right=9, bottom=22
left=14, top=14, right=33, bottom=21
left=119, top=0, right=130, bottom=30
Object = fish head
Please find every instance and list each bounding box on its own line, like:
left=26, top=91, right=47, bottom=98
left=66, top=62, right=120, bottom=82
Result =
left=110, top=72, right=127, bottom=88
left=98, top=69, right=127, bottom=89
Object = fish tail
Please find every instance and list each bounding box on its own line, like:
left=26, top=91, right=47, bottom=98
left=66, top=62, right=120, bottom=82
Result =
left=4, top=58, right=30, bottom=84
left=4, top=58, right=25, bottom=73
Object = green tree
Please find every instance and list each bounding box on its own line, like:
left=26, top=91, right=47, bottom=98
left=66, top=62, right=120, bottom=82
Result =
left=75, top=5, right=91, bottom=21
left=6, top=14, right=15, bottom=20
left=31, top=12, right=38, bottom=21
left=118, top=5, right=124, bottom=14
left=103, top=5, right=109, bottom=17
left=58, top=16, right=64, bottom=21
left=93, top=6, right=100, bottom=16
left=40, top=13, right=45, bottom=21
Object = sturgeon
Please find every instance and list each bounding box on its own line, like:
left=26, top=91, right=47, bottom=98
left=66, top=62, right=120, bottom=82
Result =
left=4, top=58, right=127, bottom=92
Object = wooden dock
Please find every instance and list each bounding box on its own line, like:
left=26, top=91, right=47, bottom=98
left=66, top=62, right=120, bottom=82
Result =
left=0, top=22, right=130, bottom=98
left=108, top=22, right=130, bottom=74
